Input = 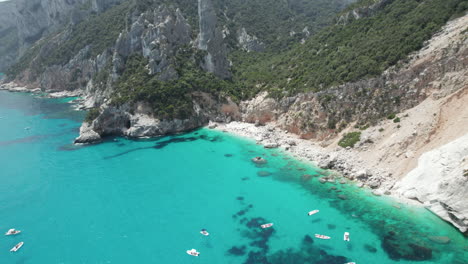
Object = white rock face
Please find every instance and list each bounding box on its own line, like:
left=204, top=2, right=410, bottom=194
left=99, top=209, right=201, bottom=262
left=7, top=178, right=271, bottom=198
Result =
left=74, top=122, right=101, bottom=144
left=394, top=133, right=468, bottom=233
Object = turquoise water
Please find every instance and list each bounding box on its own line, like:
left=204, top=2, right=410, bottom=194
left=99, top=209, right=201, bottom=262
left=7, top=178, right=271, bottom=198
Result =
left=0, top=90, right=467, bottom=264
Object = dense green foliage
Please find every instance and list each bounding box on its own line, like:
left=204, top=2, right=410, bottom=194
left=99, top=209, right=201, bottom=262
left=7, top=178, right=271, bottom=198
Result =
left=338, top=132, right=361, bottom=148
left=85, top=108, right=100, bottom=123
left=217, top=0, right=350, bottom=51
left=113, top=50, right=239, bottom=119
left=233, top=0, right=467, bottom=97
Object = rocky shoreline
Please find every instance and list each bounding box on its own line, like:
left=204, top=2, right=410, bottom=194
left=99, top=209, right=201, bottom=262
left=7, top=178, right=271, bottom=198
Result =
left=212, top=121, right=397, bottom=192
left=0, top=82, right=83, bottom=99
left=211, top=120, right=468, bottom=235
left=210, top=121, right=468, bottom=235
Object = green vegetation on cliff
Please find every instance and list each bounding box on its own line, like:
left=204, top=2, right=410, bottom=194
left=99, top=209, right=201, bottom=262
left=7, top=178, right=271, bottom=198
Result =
left=113, top=50, right=238, bottom=119
left=6, top=0, right=467, bottom=123
left=85, top=108, right=101, bottom=123
left=233, top=0, right=467, bottom=97
left=338, top=132, right=361, bottom=148
left=7, top=1, right=132, bottom=78
left=216, top=0, right=351, bottom=51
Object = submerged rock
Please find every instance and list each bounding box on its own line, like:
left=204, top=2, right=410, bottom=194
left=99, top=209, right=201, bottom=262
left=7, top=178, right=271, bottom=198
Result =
left=364, top=244, right=378, bottom=253
left=303, top=234, right=314, bottom=244
left=337, top=194, right=348, bottom=200
left=257, top=171, right=272, bottom=177
left=382, top=232, right=433, bottom=261
left=252, top=157, right=267, bottom=164
left=227, top=245, right=246, bottom=256
left=428, top=236, right=451, bottom=244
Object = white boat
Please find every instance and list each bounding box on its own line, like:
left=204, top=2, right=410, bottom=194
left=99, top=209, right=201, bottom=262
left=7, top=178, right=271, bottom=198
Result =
left=260, top=223, right=273, bottom=229
left=344, top=232, right=350, bottom=241
left=308, top=210, right=319, bottom=216
left=344, top=262, right=356, bottom=264
left=315, top=234, right=331, bottom=239
left=200, top=229, right=209, bottom=236
left=186, top=249, right=200, bottom=256
left=5, top=229, right=21, bottom=236
left=10, top=242, right=24, bottom=252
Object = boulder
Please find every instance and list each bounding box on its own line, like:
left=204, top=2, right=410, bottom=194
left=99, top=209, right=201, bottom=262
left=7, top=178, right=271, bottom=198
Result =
left=428, top=236, right=451, bottom=244
left=74, top=123, right=101, bottom=144
left=264, top=142, right=279, bottom=148
left=257, top=171, right=272, bottom=177
left=208, top=122, right=217, bottom=129
left=251, top=157, right=267, bottom=164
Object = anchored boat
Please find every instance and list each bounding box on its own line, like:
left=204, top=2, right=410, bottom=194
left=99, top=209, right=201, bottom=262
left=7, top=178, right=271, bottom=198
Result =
left=186, top=249, right=200, bottom=256
left=200, top=229, right=209, bottom=236
left=5, top=229, right=21, bottom=236
left=315, top=234, right=331, bottom=239
left=344, top=232, right=350, bottom=241
left=308, top=210, right=319, bottom=216
left=10, top=242, right=24, bottom=252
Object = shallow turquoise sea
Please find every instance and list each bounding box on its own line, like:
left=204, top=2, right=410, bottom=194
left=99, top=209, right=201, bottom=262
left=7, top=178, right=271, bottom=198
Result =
left=0, top=91, right=467, bottom=264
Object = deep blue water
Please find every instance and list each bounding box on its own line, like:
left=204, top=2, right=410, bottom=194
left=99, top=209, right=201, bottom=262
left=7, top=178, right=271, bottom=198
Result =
left=0, top=91, right=467, bottom=264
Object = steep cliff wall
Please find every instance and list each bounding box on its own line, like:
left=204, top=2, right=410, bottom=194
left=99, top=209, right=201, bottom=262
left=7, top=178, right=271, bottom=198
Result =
left=14, top=0, right=124, bottom=54
left=0, top=0, right=18, bottom=72
left=197, top=0, right=230, bottom=79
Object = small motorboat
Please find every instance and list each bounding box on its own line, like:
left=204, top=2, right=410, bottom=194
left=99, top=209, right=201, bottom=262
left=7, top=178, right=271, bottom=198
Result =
left=186, top=248, right=200, bottom=256
left=10, top=242, right=24, bottom=252
left=260, top=223, right=273, bottom=229
left=344, top=262, right=356, bottom=264
left=344, top=232, right=350, bottom=241
left=315, top=234, right=331, bottom=239
left=200, top=229, right=209, bottom=236
left=5, top=229, right=21, bottom=236
left=308, top=210, right=319, bottom=216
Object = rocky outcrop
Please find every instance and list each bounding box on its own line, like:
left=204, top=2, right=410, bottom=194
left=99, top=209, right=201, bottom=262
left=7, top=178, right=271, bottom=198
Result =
left=75, top=92, right=241, bottom=143
left=197, top=0, right=231, bottom=79
left=14, top=0, right=124, bottom=54
left=237, top=28, right=265, bottom=52
left=393, top=134, right=468, bottom=234
left=74, top=122, right=102, bottom=144
left=113, top=6, right=192, bottom=80
left=337, top=0, right=394, bottom=25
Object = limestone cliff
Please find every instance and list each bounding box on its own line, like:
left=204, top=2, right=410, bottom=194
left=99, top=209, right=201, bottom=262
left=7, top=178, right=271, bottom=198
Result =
left=14, top=0, right=124, bottom=53
left=394, top=134, right=468, bottom=233
left=0, top=0, right=18, bottom=72
left=197, top=0, right=231, bottom=79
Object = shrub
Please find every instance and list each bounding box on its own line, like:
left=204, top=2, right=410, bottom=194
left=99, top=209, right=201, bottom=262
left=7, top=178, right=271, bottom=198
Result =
left=378, top=128, right=384, bottom=132
left=359, top=124, right=370, bottom=130
left=85, top=108, right=100, bottom=123
left=338, top=132, right=361, bottom=148
left=387, top=113, right=396, bottom=119
left=393, top=117, right=401, bottom=123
